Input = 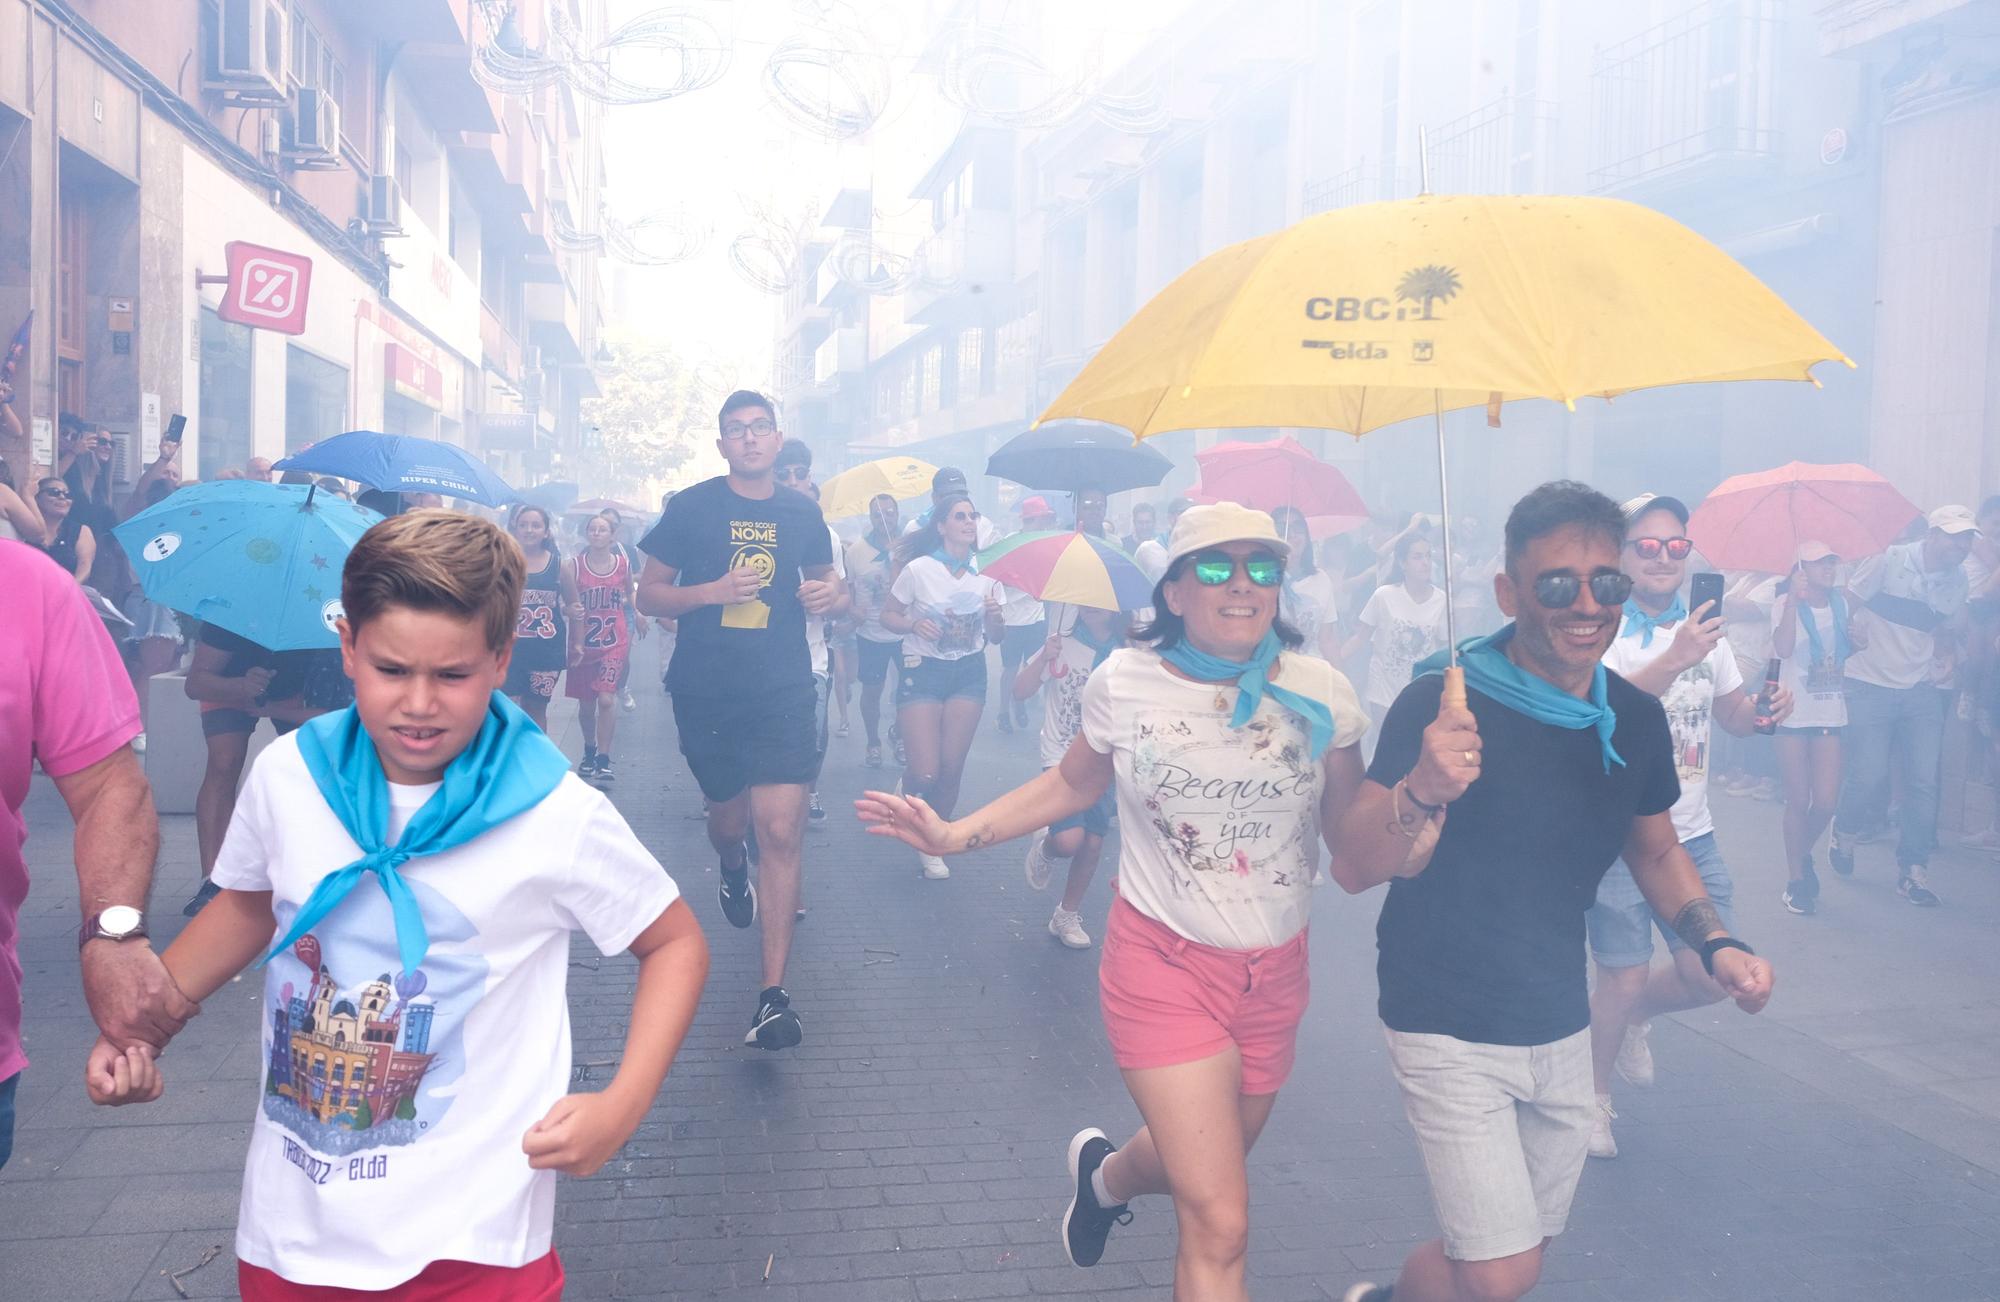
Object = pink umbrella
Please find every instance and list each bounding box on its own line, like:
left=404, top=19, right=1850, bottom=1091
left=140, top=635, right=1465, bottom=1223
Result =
left=1688, top=461, right=1921, bottom=575
left=1188, top=435, right=1369, bottom=537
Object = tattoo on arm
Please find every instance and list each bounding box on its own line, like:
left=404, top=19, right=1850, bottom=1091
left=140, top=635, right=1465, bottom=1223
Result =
left=961, top=827, right=989, bottom=851
left=1671, top=898, right=1726, bottom=951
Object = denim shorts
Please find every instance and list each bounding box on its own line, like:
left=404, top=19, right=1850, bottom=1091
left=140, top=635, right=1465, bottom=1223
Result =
left=1384, top=1027, right=1594, bottom=1261
left=1050, top=784, right=1115, bottom=838
left=1587, top=832, right=1735, bottom=969
left=897, top=652, right=987, bottom=704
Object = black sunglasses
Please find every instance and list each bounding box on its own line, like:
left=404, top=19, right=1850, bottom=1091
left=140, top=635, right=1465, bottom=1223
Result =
left=774, top=465, right=811, bottom=481
left=1533, top=571, right=1634, bottom=609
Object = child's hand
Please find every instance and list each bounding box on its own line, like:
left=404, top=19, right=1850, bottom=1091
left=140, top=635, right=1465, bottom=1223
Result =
left=85, top=1037, right=162, bottom=1107
left=521, top=1090, right=644, bottom=1176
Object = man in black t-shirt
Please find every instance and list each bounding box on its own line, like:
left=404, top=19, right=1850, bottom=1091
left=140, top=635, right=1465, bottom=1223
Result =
left=1331, top=482, right=1774, bottom=1302
left=637, top=390, right=839, bottom=1052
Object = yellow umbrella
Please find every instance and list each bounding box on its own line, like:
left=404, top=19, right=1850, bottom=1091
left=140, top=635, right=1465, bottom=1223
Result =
left=817, top=456, right=938, bottom=520
left=1038, top=184, right=1852, bottom=694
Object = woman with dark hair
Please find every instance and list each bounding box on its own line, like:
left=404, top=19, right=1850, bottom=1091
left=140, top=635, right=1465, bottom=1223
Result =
left=1269, top=506, right=1342, bottom=661
left=505, top=503, right=585, bottom=731
left=860, top=503, right=1367, bottom=1300
left=1770, top=541, right=1859, bottom=912
left=33, top=476, right=95, bottom=582
left=0, top=454, right=46, bottom=542
left=878, top=491, right=1004, bottom=879
left=1346, top=530, right=1450, bottom=735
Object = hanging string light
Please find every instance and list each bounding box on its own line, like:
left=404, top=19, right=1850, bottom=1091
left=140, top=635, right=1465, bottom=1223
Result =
left=934, top=26, right=1169, bottom=134
left=760, top=1, right=892, bottom=140
left=472, top=5, right=731, bottom=106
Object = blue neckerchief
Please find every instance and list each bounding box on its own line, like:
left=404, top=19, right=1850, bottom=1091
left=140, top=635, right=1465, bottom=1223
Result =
left=1415, top=624, right=1626, bottom=773
left=1160, top=630, right=1335, bottom=759
left=930, top=547, right=976, bottom=576
left=1620, top=595, right=1686, bottom=648
left=265, top=692, right=571, bottom=972
left=1070, top=622, right=1119, bottom=668
left=1798, top=591, right=1851, bottom=669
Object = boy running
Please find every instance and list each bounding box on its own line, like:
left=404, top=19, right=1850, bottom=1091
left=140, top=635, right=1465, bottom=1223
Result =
left=638, top=390, right=840, bottom=1050
left=1018, top=606, right=1124, bottom=948
left=85, top=511, right=708, bottom=1299
left=568, top=514, right=634, bottom=782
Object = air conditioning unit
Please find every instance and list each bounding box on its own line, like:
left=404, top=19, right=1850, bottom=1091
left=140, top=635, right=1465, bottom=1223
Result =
left=288, top=87, right=341, bottom=165
left=366, top=174, right=403, bottom=233
left=206, top=0, right=287, bottom=103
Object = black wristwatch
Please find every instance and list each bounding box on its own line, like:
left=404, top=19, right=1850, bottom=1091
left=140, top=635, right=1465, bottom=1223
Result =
left=1699, top=936, right=1754, bottom=977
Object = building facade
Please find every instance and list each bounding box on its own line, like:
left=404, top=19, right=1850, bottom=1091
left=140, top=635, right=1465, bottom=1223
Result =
left=0, top=0, right=605, bottom=497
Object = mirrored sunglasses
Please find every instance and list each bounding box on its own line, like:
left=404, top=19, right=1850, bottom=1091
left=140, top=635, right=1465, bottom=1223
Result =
left=1623, top=537, right=1693, bottom=560
left=1190, top=550, right=1283, bottom=587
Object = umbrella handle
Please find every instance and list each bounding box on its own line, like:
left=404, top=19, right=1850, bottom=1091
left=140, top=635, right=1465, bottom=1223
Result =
left=1441, top=665, right=1468, bottom=710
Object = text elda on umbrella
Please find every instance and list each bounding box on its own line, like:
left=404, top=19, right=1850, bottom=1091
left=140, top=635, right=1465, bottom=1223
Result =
left=1301, top=339, right=1389, bottom=360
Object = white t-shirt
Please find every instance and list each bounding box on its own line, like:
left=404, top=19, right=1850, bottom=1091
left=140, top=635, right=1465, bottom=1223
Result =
left=1037, top=633, right=1112, bottom=767
left=804, top=523, right=847, bottom=676
left=1845, top=541, right=1968, bottom=691
left=1281, top=569, right=1341, bottom=659
left=1357, top=583, right=1450, bottom=708
left=1080, top=648, right=1368, bottom=949
left=999, top=580, right=1045, bottom=629
left=1601, top=616, right=1744, bottom=842
left=845, top=535, right=899, bottom=644
left=891, top=555, right=1000, bottom=661
left=211, top=737, right=680, bottom=1290
left=1132, top=538, right=1171, bottom=585
left=1777, top=601, right=1847, bottom=729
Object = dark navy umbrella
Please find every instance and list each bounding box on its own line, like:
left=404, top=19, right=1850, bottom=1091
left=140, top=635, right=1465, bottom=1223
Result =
left=274, top=430, right=519, bottom=507
left=985, top=421, right=1173, bottom=496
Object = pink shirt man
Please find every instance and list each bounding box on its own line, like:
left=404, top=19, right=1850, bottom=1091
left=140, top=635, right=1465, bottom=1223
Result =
left=0, top=541, right=142, bottom=1082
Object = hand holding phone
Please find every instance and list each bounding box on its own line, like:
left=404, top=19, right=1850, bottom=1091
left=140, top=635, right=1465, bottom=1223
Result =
left=157, top=414, right=185, bottom=461
left=1689, top=571, right=1725, bottom=624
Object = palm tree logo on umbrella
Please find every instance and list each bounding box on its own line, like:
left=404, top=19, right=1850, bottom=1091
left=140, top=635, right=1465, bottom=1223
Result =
left=1397, top=265, right=1463, bottom=320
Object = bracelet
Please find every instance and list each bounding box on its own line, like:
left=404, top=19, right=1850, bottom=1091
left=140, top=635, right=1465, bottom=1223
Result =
left=1403, top=781, right=1447, bottom=816
left=1699, top=936, right=1754, bottom=977
left=1388, top=780, right=1438, bottom=840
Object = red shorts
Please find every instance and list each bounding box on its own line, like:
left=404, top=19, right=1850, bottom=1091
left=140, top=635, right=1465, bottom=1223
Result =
left=565, top=648, right=627, bottom=699
left=1097, top=894, right=1311, bottom=1096
left=239, top=1251, right=563, bottom=1301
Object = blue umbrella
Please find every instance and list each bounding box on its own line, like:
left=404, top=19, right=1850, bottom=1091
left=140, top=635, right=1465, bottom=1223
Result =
left=273, top=430, right=519, bottom=507
left=113, top=482, right=383, bottom=650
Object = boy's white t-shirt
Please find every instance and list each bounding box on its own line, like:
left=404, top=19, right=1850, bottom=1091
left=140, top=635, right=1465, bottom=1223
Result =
left=804, top=522, right=848, bottom=676
left=890, top=555, right=1000, bottom=661
left=1357, top=583, right=1450, bottom=708
left=1600, top=616, right=1744, bottom=842
left=1080, top=648, right=1367, bottom=949
left=210, top=735, right=680, bottom=1290
left=1038, top=634, right=1108, bottom=767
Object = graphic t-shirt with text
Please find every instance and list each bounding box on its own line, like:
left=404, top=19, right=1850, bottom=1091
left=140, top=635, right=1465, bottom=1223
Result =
left=1600, top=616, right=1742, bottom=842
left=890, top=555, right=1000, bottom=661
left=1358, top=583, right=1451, bottom=708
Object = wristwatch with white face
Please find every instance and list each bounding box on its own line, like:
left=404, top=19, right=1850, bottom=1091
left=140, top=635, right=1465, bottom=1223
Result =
left=79, top=905, right=148, bottom=950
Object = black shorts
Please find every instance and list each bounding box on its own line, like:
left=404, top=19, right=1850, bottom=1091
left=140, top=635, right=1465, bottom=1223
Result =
left=1000, top=621, right=1047, bottom=664
left=672, top=682, right=819, bottom=802
left=504, top=656, right=562, bottom=703
left=898, top=653, right=988, bottom=704
left=201, top=709, right=302, bottom=739
left=857, top=637, right=898, bottom=687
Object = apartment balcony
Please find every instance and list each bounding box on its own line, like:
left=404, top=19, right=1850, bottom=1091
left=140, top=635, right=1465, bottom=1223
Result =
left=525, top=279, right=583, bottom=366
left=481, top=303, right=524, bottom=387
left=1588, top=1, right=1784, bottom=194
left=813, top=324, right=866, bottom=386
left=1302, top=162, right=1416, bottom=215
left=1817, top=0, right=1991, bottom=56
left=1426, top=96, right=1560, bottom=196
left=903, top=209, right=1018, bottom=326
left=343, top=0, right=465, bottom=44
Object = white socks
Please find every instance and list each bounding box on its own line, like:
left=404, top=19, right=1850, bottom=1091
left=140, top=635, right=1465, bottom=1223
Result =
left=1092, top=1163, right=1118, bottom=1207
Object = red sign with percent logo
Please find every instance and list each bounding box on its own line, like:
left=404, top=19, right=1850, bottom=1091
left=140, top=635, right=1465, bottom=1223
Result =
left=217, top=240, right=313, bottom=335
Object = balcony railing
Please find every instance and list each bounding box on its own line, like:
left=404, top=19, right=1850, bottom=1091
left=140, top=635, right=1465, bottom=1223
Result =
left=1588, top=0, right=1784, bottom=192
left=1302, top=162, right=1417, bottom=215
left=1426, top=96, right=1560, bottom=195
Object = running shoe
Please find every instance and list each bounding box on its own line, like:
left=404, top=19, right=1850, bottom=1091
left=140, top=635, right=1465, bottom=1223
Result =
left=1342, top=1286, right=1394, bottom=1302
left=621, top=689, right=637, bottom=713
left=1049, top=907, right=1091, bottom=949
left=1783, top=865, right=1820, bottom=916
left=1615, top=1020, right=1655, bottom=1088
left=808, top=794, right=827, bottom=826
left=182, top=879, right=222, bottom=917
left=1024, top=829, right=1055, bottom=891
left=1828, top=836, right=1855, bottom=877
left=1588, top=1095, right=1618, bottom=1159
left=920, top=853, right=950, bottom=880
left=1061, top=1128, right=1130, bottom=1268
left=719, top=849, right=757, bottom=928
left=577, top=751, right=599, bottom=779
left=1898, top=864, right=1940, bottom=907
left=890, top=724, right=906, bottom=767
left=744, top=986, right=803, bottom=1050
left=593, top=755, right=614, bottom=785
left=1014, top=702, right=1031, bottom=730
left=865, top=744, right=883, bottom=769
left=837, top=720, right=850, bottom=739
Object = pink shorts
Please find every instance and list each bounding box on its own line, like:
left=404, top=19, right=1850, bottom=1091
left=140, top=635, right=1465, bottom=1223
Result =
left=239, top=1250, right=563, bottom=1301
left=1097, top=894, right=1311, bottom=1096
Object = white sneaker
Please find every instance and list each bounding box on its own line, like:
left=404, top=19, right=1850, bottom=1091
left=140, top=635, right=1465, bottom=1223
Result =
left=1588, top=1094, right=1618, bottom=1159
left=1024, top=829, right=1054, bottom=891
left=1049, top=907, right=1091, bottom=948
left=130, top=732, right=146, bottom=754
left=1615, top=1019, right=1655, bottom=1088
left=920, top=853, right=950, bottom=880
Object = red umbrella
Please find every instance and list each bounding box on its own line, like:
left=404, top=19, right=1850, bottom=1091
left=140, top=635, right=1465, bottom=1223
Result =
left=1188, top=435, right=1369, bottom=536
left=1687, top=461, right=1921, bottom=574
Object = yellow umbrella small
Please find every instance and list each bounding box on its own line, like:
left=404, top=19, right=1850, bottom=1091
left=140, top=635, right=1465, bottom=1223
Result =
left=817, top=456, right=939, bottom=520
left=1038, top=175, right=1853, bottom=698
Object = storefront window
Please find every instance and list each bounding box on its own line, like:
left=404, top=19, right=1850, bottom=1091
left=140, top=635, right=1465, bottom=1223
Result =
left=285, top=345, right=348, bottom=452
left=198, top=307, right=254, bottom=479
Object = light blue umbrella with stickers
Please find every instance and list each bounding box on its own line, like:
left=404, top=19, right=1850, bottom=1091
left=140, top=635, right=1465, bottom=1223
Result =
left=113, top=481, right=383, bottom=650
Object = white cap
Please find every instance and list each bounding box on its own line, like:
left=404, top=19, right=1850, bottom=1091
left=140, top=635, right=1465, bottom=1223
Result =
left=1163, top=502, right=1289, bottom=569
left=1928, top=504, right=1978, bottom=536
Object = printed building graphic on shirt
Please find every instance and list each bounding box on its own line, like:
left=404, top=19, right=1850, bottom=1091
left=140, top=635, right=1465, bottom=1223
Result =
left=262, top=932, right=448, bottom=1150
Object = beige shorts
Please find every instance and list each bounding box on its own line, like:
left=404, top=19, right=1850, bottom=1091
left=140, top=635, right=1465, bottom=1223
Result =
left=1383, top=1026, right=1594, bottom=1261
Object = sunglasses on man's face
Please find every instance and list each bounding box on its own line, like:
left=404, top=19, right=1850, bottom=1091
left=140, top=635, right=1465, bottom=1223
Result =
left=1533, top=571, right=1634, bottom=609
left=1190, top=550, right=1284, bottom=587
left=38, top=487, right=70, bottom=500
left=1623, top=536, right=1693, bottom=561
left=774, top=466, right=810, bottom=482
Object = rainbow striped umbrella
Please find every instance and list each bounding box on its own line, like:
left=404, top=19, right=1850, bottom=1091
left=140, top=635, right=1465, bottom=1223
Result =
left=977, top=530, right=1153, bottom=612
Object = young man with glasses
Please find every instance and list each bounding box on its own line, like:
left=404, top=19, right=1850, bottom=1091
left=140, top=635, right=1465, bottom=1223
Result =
left=1332, top=481, right=1772, bottom=1302
left=1584, top=494, right=1790, bottom=1159
left=637, top=391, right=841, bottom=1050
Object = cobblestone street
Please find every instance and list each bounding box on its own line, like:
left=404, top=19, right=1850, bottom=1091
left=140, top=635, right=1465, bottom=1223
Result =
left=7, top=675, right=2000, bottom=1300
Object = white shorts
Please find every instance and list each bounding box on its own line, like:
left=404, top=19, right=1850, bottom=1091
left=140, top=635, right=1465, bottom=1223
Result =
left=1383, top=1026, right=1594, bottom=1261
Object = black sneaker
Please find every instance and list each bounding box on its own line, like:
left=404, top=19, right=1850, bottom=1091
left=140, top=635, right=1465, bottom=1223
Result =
left=577, top=750, right=599, bottom=778
left=1898, top=864, right=1940, bottom=907
left=745, top=986, right=803, bottom=1050
left=1783, top=866, right=1819, bottom=915
left=719, top=849, right=757, bottom=929
left=808, top=794, right=827, bottom=825
left=1062, top=1127, right=1131, bottom=1268
left=1828, top=837, right=1855, bottom=877
left=593, top=755, right=614, bottom=784
left=182, top=879, right=222, bottom=917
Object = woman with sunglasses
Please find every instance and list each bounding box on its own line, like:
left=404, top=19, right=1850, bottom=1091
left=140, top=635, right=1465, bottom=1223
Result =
left=1346, top=531, right=1450, bottom=739
left=1770, top=541, right=1860, bottom=912
left=33, top=476, right=95, bottom=583
left=860, top=503, right=1367, bottom=1300
left=879, top=491, right=1005, bottom=879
